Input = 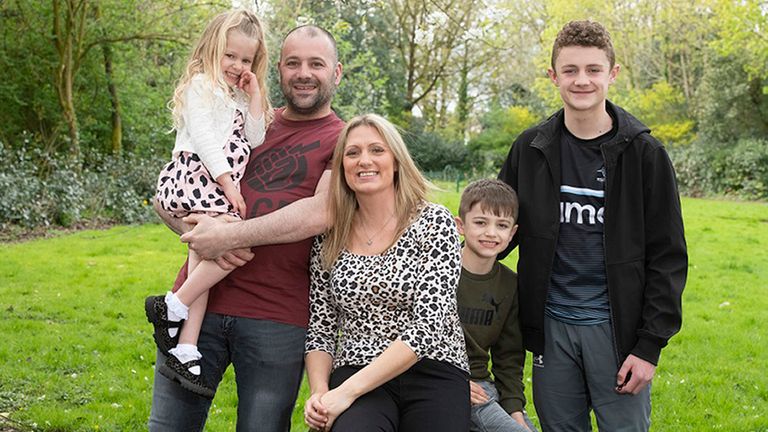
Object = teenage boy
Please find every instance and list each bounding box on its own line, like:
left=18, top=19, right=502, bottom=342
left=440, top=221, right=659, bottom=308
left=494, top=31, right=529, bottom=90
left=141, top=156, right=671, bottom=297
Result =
left=498, top=21, right=687, bottom=431
left=455, top=179, right=537, bottom=432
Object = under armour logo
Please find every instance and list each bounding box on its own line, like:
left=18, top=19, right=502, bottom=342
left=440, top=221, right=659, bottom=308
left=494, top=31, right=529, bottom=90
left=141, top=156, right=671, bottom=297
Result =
left=533, top=354, right=544, bottom=368
left=596, top=166, right=606, bottom=183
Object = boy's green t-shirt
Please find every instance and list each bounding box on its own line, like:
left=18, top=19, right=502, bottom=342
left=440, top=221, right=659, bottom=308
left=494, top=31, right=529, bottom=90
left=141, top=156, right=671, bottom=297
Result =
left=457, top=261, right=526, bottom=414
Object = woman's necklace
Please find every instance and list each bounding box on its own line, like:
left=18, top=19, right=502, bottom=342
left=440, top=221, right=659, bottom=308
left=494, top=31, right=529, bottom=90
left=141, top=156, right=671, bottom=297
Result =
left=359, top=213, right=396, bottom=246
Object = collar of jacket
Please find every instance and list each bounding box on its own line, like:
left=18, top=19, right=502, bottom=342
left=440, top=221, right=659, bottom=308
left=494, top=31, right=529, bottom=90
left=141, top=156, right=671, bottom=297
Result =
left=529, top=100, right=651, bottom=170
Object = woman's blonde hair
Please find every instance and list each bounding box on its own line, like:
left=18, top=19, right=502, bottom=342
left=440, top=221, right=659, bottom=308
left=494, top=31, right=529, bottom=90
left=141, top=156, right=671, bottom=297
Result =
left=171, top=9, right=272, bottom=129
left=321, top=114, right=432, bottom=269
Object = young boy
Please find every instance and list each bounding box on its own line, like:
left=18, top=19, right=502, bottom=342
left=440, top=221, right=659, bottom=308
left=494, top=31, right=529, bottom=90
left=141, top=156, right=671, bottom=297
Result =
left=455, top=179, right=537, bottom=432
left=498, top=21, right=687, bottom=431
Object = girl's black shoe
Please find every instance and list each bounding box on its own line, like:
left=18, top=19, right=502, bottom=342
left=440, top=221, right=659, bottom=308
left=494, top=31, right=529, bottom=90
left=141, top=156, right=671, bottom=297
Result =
left=158, top=355, right=215, bottom=399
left=144, top=295, right=183, bottom=356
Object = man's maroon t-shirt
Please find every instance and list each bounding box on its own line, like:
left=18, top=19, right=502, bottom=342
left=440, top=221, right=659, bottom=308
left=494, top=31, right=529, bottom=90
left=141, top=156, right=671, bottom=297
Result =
left=172, top=108, right=344, bottom=328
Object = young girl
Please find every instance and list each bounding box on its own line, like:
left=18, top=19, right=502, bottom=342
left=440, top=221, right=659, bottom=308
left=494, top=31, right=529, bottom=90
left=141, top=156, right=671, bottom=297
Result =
left=145, top=9, right=271, bottom=399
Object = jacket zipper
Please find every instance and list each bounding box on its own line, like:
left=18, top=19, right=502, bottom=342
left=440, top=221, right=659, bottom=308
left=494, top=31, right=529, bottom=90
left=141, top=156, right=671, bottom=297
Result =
left=601, top=144, right=623, bottom=368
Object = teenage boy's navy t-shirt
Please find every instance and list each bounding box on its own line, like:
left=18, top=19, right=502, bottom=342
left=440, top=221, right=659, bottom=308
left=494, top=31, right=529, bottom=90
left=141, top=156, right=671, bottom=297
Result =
left=546, top=115, right=617, bottom=325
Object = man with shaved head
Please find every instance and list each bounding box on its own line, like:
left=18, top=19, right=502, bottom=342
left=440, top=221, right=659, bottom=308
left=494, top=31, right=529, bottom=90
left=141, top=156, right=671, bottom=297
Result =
left=149, top=24, right=345, bottom=432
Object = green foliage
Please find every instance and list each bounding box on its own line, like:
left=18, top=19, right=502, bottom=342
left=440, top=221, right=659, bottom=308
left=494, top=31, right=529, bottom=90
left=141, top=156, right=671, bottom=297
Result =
left=401, top=122, right=470, bottom=172
left=614, top=81, right=696, bottom=146
left=0, top=0, right=225, bottom=158
left=720, top=138, right=768, bottom=199
left=0, top=144, right=86, bottom=228
left=695, top=54, right=768, bottom=145
left=670, top=138, right=768, bottom=199
left=0, top=143, right=162, bottom=229
left=469, top=105, right=540, bottom=169
left=711, top=0, right=768, bottom=81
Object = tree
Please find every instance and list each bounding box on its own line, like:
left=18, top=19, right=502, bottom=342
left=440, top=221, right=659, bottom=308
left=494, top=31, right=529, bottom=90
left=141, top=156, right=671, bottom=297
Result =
left=0, top=0, right=227, bottom=159
left=469, top=104, right=539, bottom=169
left=386, top=0, right=476, bottom=115
left=712, top=0, right=768, bottom=82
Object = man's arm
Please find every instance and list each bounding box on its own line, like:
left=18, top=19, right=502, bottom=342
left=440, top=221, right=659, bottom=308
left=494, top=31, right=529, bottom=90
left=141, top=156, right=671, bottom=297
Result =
left=181, top=170, right=331, bottom=259
left=153, top=198, right=190, bottom=236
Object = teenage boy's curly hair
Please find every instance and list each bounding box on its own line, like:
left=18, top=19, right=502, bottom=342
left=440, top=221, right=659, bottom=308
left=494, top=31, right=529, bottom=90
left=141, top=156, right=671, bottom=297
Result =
left=551, top=20, right=615, bottom=70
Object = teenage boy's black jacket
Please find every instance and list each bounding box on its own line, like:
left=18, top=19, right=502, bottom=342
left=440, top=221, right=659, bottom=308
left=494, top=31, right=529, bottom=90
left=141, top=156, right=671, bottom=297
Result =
left=498, top=100, right=687, bottom=365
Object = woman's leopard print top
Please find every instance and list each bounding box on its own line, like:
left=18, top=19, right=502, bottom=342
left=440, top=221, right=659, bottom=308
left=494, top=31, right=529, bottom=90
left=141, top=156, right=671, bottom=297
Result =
left=306, top=202, right=469, bottom=373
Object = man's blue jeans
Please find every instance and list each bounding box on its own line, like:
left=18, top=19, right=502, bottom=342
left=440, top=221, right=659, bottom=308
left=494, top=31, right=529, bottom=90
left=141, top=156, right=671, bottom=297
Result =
left=148, top=313, right=306, bottom=432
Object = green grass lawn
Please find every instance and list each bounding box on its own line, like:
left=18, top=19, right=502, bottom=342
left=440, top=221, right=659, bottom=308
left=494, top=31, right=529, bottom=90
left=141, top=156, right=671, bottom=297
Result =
left=1, top=194, right=767, bottom=431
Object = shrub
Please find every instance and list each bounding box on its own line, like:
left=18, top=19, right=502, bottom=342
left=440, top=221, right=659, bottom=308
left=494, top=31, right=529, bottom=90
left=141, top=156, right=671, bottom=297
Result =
left=401, top=127, right=470, bottom=173
left=0, top=142, right=163, bottom=230
left=721, top=138, right=768, bottom=199
left=669, top=144, right=725, bottom=197
left=670, top=138, right=768, bottom=200
left=469, top=105, right=540, bottom=170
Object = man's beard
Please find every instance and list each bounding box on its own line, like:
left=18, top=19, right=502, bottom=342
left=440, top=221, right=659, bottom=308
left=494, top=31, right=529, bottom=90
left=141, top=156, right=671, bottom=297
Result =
left=281, top=77, right=336, bottom=116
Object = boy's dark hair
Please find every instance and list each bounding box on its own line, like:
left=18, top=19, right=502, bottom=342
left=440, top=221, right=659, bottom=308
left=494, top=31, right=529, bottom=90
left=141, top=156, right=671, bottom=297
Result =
left=551, top=20, right=615, bottom=70
left=459, top=179, right=518, bottom=221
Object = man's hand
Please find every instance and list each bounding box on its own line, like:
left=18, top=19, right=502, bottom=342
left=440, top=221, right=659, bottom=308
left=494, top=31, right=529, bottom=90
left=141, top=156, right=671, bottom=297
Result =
left=214, top=248, right=255, bottom=271
left=469, top=381, right=490, bottom=405
left=180, top=214, right=249, bottom=262
left=616, top=354, right=656, bottom=394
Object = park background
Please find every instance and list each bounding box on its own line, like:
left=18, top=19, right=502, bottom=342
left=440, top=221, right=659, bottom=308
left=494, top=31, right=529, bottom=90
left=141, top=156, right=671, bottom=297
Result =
left=0, top=0, right=766, bottom=430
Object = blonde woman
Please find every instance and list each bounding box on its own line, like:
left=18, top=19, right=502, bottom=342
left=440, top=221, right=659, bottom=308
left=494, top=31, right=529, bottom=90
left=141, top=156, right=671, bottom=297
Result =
left=304, top=114, right=470, bottom=431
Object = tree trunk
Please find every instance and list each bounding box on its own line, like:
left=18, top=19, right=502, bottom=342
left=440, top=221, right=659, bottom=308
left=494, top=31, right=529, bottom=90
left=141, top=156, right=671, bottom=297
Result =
left=96, top=0, right=122, bottom=155
left=457, top=41, right=470, bottom=132
left=102, top=41, right=122, bottom=154
left=52, top=0, right=86, bottom=159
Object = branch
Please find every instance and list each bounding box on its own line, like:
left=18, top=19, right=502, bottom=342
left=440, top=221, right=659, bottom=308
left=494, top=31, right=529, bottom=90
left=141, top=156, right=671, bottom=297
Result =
left=78, top=34, right=188, bottom=64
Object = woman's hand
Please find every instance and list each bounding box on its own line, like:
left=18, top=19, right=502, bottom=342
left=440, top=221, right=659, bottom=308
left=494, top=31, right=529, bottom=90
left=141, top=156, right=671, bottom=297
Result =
left=304, top=392, right=329, bottom=430
left=319, top=387, right=356, bottom=430
left=469, top=380, right=490, bottom=405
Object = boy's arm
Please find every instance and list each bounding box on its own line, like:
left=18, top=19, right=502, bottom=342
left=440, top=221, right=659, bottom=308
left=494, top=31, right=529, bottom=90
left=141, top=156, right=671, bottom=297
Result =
left=181, top=170, right=331, bottom=259
left=490, top=272, right=527, bottom=414
left=633, top=144, right=687, bottom=364
left=617, top=143, right=687, bottom=394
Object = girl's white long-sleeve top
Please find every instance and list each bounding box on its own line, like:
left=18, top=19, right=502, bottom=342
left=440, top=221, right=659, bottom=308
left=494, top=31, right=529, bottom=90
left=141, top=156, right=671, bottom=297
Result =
left=171, top=74, right=265, bottom=180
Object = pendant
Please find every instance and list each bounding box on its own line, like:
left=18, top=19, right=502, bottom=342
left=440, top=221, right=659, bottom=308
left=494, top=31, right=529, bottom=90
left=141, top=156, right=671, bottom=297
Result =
left=366, top=239, right=373, bottom=246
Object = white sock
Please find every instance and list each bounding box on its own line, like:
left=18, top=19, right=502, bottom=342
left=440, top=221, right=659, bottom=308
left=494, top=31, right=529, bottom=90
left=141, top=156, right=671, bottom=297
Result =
left=164, top=292, right=189, bottom=321
left=164, top=292, right=188, bottom=338
left=169, top=344, right=202, bottom=375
